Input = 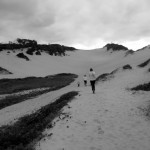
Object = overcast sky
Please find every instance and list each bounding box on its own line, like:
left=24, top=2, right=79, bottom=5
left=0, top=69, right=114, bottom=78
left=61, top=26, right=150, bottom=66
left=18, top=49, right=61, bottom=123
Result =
left=0, top=0, right=150, bottom=50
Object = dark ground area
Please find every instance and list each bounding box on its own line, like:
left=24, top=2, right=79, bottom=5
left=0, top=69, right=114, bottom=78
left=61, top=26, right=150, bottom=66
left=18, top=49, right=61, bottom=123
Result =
left=0, top=73, right=78, bottom=110
left=0, top=91, right=78, bottom=150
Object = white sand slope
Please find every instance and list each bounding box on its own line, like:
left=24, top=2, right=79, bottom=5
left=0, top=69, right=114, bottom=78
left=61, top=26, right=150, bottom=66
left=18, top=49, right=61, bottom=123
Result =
left=0, top=46, right=150, bottom=150
left=36, top=68, right=150, bottom=150
left=0, top=48, right=130, bottom=78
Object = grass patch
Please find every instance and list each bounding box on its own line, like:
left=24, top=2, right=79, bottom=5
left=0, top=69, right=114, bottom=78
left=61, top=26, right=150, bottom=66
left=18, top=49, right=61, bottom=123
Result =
left=138, top=58, right=150, bottom=68
left=0, top=67, right=12, bottom=74
left=0, top=88, right=50, bottom=110
left=131, top=82, right=150, bottom=91
left=16, top=53, right=30, bottom=61
left=0, top=91, right=78, bottom=150
left=96, top=65, right=132, bottom=83
left=104, top=43, right=128, bottom=51
left=96, top=73, right=110, bottom=82
left=96, top=69, right=118, bottom=83
left=0, top=73, right=78, bottom=94
left=0, top=73, right=77, bottom=110
left=125, top=50, right=134, bottom=57
left=122, top=64, right=132, bottom=70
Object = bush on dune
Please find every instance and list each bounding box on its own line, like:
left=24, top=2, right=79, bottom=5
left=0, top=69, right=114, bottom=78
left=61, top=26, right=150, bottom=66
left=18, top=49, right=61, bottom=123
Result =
left=125, top=50, right=134, bottom=57
left=96, top=68, right=119, bottom=83
left=104, top=43, right=128, bottom=51
left=0, top=67, right=12, bottom=74
left=96, top=65, right=132, bottom=83
left=0, top=38, right=76, bottom=56
left=122, top=64, right=132, bottom=70
left=96, top=73, right=110, bottom=82
left=131, top=82, right=150, bottom=91
left=16, top=53, right=29, bottom=61
left=138, top=58, right=150, bottom=68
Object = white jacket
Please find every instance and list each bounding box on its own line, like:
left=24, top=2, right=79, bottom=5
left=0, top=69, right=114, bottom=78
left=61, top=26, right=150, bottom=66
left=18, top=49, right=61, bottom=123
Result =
left=83, top=76, right=87, bottom=81
left=89, top=71, right=96, bottom=81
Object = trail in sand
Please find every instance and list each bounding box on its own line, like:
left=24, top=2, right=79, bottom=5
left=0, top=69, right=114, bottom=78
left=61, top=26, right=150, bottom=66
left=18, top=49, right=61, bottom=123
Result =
left=37, top=71, right=150, bottom=150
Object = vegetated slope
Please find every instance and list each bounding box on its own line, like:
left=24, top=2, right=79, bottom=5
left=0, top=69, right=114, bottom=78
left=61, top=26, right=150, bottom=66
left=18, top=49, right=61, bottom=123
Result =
left=0, top=38, right=76, bottom=56
left=138, top=58, right=150, bottom=68
left=0, top=41, right=150, bottom=150
left=0, top=67, right=12, bottom=75
left=0, top=39, right=150, bottom=80
left=0, top=91, right=78, bottom=150
left=0, top=73, right=77, bottom=94
left=131, top=82, right=150, bottom=91
left=104, top=43, right=128, bottom=51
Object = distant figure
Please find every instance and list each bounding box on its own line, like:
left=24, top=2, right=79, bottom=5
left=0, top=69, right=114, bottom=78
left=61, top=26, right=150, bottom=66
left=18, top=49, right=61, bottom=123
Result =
left=83, top=75, right=87, bottom=86
left=89, top=68, right=96, bottom=94
left=77, top=81, right=80, bottom=87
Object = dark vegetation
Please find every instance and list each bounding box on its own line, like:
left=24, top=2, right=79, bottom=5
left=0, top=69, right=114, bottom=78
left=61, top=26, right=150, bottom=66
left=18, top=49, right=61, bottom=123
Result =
left=138, top=58, right=150, bottom=68
left=104, top=43, right=128, bottom=51
left=16, top=53, right=29, bottom=61
left=0, top=73, right=78, bottom=94
left=0, top=73, right=77, bottom=110
left=0, top=67, right=12, bottom=74
left=96, top=69, right=118, bottom=82
left=96, top=73, right=110, bottom=82
left=96, top=64, right=132, bottom=83
left=125, top=50, right=134, bottom=56
left=122, top=64, right=132, bottom=70
left=0, top=73, right=77, bottom=109
left=26, top=47, right=41, bottom=56
left=131, top=82, right=150, bottom=91
left=35, top=51, right=41, bottom=55
left=0, top=91, right=78, bottom=150
left=0, top=88, right=49, bottom=110
left=0, top=38, right=76, bottom=56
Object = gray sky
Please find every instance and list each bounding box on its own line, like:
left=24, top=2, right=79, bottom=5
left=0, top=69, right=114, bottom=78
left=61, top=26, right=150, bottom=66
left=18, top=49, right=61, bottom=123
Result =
left=0, top=0, right=150, bottom=50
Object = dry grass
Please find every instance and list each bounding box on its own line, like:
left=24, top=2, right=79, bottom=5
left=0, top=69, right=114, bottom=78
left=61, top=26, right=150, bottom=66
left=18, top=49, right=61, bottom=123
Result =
left=0, top=73, right=77, bottom=94
left=0, top=73, right=78, bottom=110
left=0, top=91, right=78, bottom=150
left=131, top=82, right=150, bottom=91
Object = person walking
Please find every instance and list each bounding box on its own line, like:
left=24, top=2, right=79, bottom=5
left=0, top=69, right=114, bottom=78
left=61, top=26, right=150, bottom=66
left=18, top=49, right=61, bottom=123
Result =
left=83, top=75, right=87, bottom=86
left=89, top=68, right=96, bottom=94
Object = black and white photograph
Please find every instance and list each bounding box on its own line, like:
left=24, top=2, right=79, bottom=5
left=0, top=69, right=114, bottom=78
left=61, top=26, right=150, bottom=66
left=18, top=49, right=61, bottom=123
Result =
left=0, top=0, right=150, bottom=150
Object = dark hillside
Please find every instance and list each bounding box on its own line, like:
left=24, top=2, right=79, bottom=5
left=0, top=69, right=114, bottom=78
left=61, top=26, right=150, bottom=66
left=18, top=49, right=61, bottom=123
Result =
left=104, top=43, right=128, bottom=51
left=0, top=38, right=76, bottom=56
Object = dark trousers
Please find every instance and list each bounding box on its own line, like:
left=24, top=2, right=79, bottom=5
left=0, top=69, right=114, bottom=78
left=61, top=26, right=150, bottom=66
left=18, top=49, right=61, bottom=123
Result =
left=84, top=80, right=87, bottom=86
left=90, top=80, right=95, bottom=93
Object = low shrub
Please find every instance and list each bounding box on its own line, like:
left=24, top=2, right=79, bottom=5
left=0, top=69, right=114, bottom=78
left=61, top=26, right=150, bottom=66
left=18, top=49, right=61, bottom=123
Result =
left=122, top=64, right=132, bottom=70
left=131, top=82, right=150, bottom=91
left=16, top=53, right=29, bottom=61
left=138, top=58, right=150, bottom=68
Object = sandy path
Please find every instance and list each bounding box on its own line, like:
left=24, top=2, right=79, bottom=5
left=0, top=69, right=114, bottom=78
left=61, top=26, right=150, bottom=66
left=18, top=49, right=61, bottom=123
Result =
left=36, top=78, right=150, bottom=150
